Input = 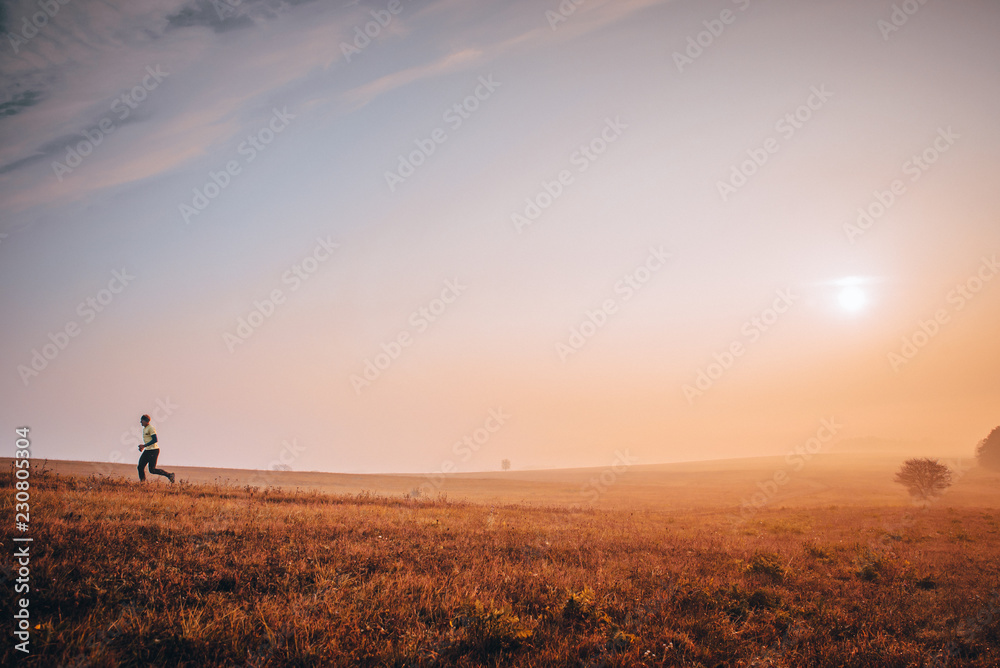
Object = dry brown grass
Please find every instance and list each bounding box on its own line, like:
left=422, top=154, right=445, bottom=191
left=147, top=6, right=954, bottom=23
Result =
left=2, top=460, right=999, bottom=666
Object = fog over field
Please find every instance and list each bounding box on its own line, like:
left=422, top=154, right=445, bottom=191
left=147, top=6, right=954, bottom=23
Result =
left=14, top=446, right=998, bottom=509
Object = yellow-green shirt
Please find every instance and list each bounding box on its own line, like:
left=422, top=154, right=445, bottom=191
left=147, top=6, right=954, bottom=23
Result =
left=143, top=424, right=159, bottom=450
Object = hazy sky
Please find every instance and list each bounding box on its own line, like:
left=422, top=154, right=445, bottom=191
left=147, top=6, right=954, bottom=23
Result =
left=2, top=0, right=998, bottom=475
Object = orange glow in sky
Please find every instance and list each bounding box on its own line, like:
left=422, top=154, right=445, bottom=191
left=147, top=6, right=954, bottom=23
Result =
left=1, top=0, right=998, bottom=473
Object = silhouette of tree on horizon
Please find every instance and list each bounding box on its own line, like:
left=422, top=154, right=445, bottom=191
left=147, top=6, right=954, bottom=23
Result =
left=894, top=458, right=953, bottom=502
left=975, top=426, right=1000, bottom=470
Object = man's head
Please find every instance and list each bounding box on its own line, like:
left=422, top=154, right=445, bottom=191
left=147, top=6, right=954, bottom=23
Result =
left=140, top=414, right=150, bottom=426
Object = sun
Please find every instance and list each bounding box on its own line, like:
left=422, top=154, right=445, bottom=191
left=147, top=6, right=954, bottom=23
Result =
left=838, top=285, right=867, bottom=312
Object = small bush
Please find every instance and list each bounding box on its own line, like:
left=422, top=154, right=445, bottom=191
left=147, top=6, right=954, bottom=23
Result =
left=606, top=628, right=638, bottom=652
left=748, top=589, right=781, bottom=611
left=560, top=587, right=609, bottom=626
left=804, top=542, right=833, bottom=561
left=747, top=552, right=785, bottom=580
left=451, top=600, right=533, bottom=657
left=858, top=563, right=880, bottom=582
left=856, top=550, right=892, bottom=582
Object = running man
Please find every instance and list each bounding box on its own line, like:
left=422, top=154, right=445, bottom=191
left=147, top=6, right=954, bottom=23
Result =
left=137, top=414, right=175, bottom=483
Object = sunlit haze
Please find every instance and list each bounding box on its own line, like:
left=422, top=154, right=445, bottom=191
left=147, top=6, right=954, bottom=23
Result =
left=2, top=0, right=998, bottom=474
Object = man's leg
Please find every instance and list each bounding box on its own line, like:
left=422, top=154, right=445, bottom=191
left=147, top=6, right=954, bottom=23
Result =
left=147, top=450, right=172, bottom=480
left=137, top=450, right=150, bottom=481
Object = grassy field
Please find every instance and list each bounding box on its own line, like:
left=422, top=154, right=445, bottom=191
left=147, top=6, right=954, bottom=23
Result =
left=2, top=456, right=999, bottom=666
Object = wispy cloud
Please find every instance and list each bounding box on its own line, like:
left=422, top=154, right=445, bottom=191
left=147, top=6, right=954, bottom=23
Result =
left=342, top=47, right=482, bottom=108
left=338, top=0, right=669, bottom=109
left=0, top=0, right=358, bottom=213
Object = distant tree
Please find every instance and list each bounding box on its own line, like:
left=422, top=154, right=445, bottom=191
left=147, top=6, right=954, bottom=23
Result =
left=501, top=459, right=511, bottom=472
left=894, top=458, right=953, bottom=501
left=975, top=426, right=1000, bottom=471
